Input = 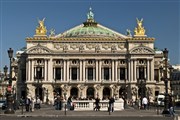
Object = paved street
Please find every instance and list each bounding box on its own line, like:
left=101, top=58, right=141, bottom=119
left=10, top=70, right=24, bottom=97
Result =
left=0, top=104, right=178, bottom=120
left=0, top=116, right=175, bottom=120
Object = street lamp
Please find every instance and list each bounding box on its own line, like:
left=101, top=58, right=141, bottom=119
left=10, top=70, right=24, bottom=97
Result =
left=4, top=48, right=15, bottom=114
left=161, top=48, right=172, bottom=115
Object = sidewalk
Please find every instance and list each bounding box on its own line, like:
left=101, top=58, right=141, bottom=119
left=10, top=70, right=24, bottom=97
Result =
left=0, top=104, right=167, bottom=117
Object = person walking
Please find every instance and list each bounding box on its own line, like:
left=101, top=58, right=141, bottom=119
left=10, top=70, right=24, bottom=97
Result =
left=142, top=96, right=148, bottom=110
left=25, top=97, right=31, bottom=112
left=108, top=97, right=115, bottom=112
left=94, top=97, right=100, bottom=111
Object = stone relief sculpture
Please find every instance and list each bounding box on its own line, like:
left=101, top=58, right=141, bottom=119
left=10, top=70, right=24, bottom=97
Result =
left=131, top=87, right=137, bottom=96
left=54, top=43, right=61, bottom=50
left=79, top=44, right=85, bottom=52
left=28, top=47, right=50, bottom=54
left=131, top=47, right=153, bottom=54
left=111, top=44, right=117, bottom=52
left=95, top=45, right=100, bottom=53
left=63, top=45, right=68, bottom=52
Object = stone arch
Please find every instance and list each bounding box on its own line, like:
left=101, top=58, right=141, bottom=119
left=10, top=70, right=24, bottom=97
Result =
left=86, top=87, right=95, bottom=99
left=70, top=87, right=78, bottom=99
left=119, top=86, right=127, bottom=98
left=35, top=87, right=43, bottom=100
left=53, top=87, right=62, bottom=97
left=103, top=87, right=111, bottom=100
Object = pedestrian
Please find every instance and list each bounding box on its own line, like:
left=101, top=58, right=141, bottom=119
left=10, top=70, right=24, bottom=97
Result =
left=169, top=95, right=175, bottom=116
left=94, top=96, right=100, bottom=111
left=67, top=96, right=72, bottom=110
left=30, top=97, right=35, bottom=112
left=142, top=96, right=148, bottom=110
left=108, top=96, right=115, bottom=112
left=25, top=97, right=31, bottom=112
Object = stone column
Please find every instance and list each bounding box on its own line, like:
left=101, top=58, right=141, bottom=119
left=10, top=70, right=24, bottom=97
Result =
left=134, top=60, right=137, bottom=81
left=131, top=60, right=133, bottom=81
left=115, top=60, right=117, bottom=82
left=61, top=67, right=63, bottom=81
left=27, top=59, right=30, bottom=81
left=151, top=59, right=154, bottom=81
left=96, top=60, right=98, bottom=81
left=80, top=60, right=82, bottom=81
left=32, top=60, right=34, bottom=81
left=99, top=60, right=101, bottom=82
left=44, top=59, right=47, bottom=81
left=83, top=60, right=86, bottom=81
left=66, top=60, right=69, bottom=82
left=128, top=59, right=131, bottom=81
left=93, top=67, right=95, bottom=81
left=48, top=59, right=53, bottom=82
left=63, top=60, right=66, bottom=81
left=112, top=60, right=114, bottom=82
left=147, top=59, right=150, bottom=81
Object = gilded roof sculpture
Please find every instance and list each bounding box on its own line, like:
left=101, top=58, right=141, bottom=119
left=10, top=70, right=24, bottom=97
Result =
left=134, top=18, right=146, bottom=36
left=35, top=18, right=47, bottom=35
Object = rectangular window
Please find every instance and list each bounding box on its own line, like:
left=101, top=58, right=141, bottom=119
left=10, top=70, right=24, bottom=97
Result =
left=88, top=67, right=93, bottom=80
left=36, top=67, right=43, bottom=79
left=72, top=67, right=77, bottom=80
left=104, top=68, right=109, bottom=80
left=120, top=68, right=125, bottom=80
left=154, top=69, right=159, bottom=81
left=139, top=67, right=145, bottom=79
left=55, top=68, right=61, bottom=80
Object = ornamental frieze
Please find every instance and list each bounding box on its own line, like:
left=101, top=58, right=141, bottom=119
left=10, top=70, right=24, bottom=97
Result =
left=54, top=43, right=61, bottom=50
left=118, top=43, right=125, bottom=50
left=28, top=47, right=50, bottom=54
left=70, top=44, right=78, bottom=50
left=130, top=47, right=154, bottom=54
left=102, top=44, right=111, bottom=50
left=86, top=43, right=95, bottom=50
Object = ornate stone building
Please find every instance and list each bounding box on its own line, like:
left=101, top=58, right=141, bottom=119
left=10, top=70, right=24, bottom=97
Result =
left=16, top=8, right=169, bottom=103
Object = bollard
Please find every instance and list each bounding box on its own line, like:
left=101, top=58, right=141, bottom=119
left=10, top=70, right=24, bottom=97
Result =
left=157, top=105, right=159, bottom=115
left=108, top=106, right=111, bottom=115
left=21, top=104, right=24, bottom=115
left=64, top=104, right=67, bottom=116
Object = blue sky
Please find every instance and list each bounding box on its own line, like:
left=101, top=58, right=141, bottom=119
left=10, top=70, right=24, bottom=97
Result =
left=0, top=0, right=179, bottom=71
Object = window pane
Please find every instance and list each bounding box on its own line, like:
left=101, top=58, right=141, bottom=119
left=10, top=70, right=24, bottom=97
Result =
left=88, top=68, right=93, bottom=80
left=120, top=68, right=125, bottom=80
left=72, top=68, right=77, bottom=80
left=104, top=68, right=109, bottom=80
left=55, top=68, right=61, bottom=80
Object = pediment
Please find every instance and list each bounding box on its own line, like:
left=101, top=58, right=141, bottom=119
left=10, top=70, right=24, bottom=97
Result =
left=27, top=46, right=51, bottom=54
left=130, top=46, right=155, bottom=54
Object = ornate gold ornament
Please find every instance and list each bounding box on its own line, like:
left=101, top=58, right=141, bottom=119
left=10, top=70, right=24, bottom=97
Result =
left=35, top=18, right=47, bottom=35
left=134, top=18, right=146, bottom=36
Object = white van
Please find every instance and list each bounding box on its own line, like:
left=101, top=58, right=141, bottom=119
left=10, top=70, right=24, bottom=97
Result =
left=157, top=94, right=165, bottom=106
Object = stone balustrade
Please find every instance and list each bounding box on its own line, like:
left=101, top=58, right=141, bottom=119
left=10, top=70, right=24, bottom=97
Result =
left=61, top=98, right=124, bottom=111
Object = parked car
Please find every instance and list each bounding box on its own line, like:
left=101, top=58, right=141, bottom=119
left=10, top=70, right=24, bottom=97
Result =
left=0, top=100, right=7, bottom=110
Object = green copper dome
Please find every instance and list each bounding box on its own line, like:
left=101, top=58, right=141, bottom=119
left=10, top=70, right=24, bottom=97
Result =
left=55, top=7, right=128, bottom=39
left=61, top=25, right=121, bottom=38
